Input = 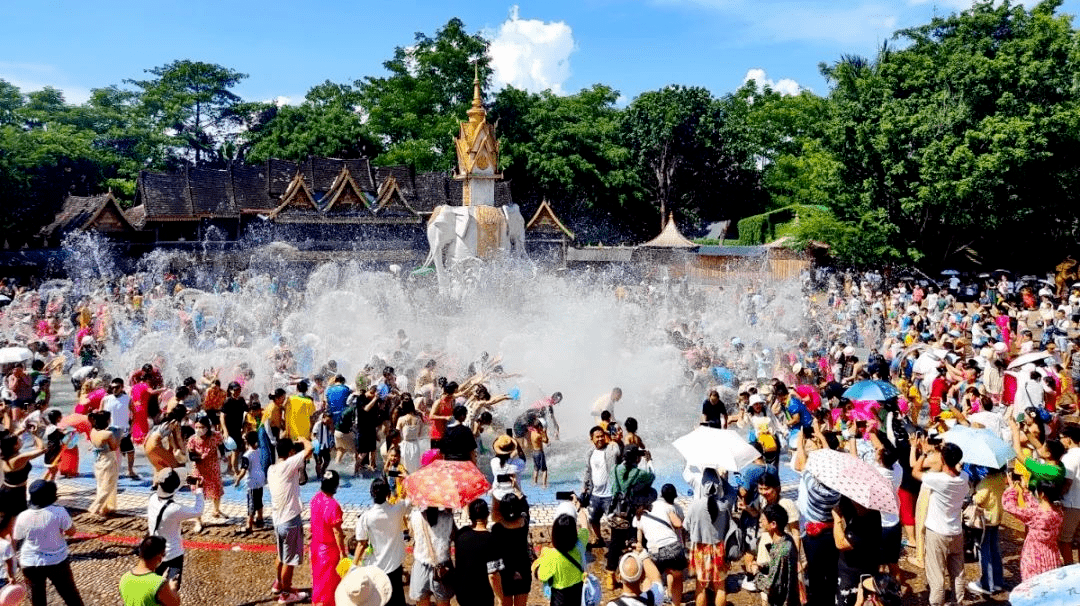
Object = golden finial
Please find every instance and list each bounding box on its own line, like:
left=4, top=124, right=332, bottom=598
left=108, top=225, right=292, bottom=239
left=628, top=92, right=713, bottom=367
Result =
left=467, top=61, right=485, bottom=123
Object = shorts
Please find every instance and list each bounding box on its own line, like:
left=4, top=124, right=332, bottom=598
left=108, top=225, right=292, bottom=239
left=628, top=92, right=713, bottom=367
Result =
left=247, top=487, right=264, bottom=516
left=119, top=435, right=135, bottom=454
left=653, top=542, right=688, bottom=573
left=334, top=430, right=355, bottom=453
left=1059, top=506, right=1080, bottom=543
left=274, top=516, right=304, bottom=566
left=880, top=523, right=902, bottom=564
left=409, top=560, right=454, bottom=603
left=898, top=486, right=917, bottom=527
left=155, top=554, right=184, bottom=588
left=532, top=450, right=547, bottom=472
left=691, top=542, right=727, bottom=584
left=588, top=496, right=612, bottom=526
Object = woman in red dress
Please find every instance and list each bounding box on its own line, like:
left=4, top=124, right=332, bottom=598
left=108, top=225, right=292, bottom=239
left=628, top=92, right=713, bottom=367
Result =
left=186, top=416, right=225, bottom=530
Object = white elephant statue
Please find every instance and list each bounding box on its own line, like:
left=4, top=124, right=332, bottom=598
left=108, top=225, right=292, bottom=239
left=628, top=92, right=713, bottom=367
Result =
left=423, top=203, right=527, bottom=293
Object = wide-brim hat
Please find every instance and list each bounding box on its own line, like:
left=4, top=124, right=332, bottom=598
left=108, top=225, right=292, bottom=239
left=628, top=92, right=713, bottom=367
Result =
left=493, top=435, right=515, bottom=455
left=335, top=565, right=393, bottom=606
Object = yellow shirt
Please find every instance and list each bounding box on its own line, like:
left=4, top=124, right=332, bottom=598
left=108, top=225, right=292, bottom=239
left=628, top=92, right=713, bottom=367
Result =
left=284, top=394, right=315, bottom=440
left=972, top=473, right=1007, bottom=526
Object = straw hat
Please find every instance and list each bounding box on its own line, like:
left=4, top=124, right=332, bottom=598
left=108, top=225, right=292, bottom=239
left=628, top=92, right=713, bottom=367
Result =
left=335, top=565, right=392, bottom=606
left=493, top=435, right=515, bottom=456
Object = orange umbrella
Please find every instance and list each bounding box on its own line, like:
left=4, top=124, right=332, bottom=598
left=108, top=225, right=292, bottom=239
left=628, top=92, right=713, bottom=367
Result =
left=59, top=413, right=91, bottom=438
left=402, top=460, right=491, bottom=509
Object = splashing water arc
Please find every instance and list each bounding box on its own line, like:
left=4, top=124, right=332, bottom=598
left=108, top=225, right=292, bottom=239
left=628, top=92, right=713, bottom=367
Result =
left=30, top=233, right=808, bottom=484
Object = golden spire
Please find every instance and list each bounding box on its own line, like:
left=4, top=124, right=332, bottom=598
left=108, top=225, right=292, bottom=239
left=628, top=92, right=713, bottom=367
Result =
left=466, top=63, right=486, bottom=124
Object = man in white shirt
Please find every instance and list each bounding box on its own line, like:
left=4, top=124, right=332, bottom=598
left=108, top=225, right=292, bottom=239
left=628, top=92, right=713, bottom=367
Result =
left=146, top=468, right=204, bottom=589
left=591, top=387, right=623, bottom=420
left=582, top=426, right=620, bottom=550
left=913, top=442, right=969, bottom=606
left=266, top=437, right=312, bottom=604
left=102, top=378, right=138, bottom=479
left=1059, top=425, right=1080, bottom=565
left=354, top=478, right=407, bottom=606
left=964, top=400, right=1005, bottom=441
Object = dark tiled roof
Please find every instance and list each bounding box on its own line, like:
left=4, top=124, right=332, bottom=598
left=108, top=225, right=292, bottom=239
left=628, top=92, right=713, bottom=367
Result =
left=125, top=204, right=147, bottom=229
left=495, top=182, right=513, bottom=206
left=189, top=168, right=235, bottom=216
left=231, top=164, right=274, bottom=211
left=267, top=159, right=298, bottom=196
left=138, top=171, right=193, bottom=219
left=39, top=194, right=109, bottom=238
left=343, top=158, right=375, bottom=191
left=414, top=172, right=450, bottom=212
left=373, top=166, right=414, bottom=198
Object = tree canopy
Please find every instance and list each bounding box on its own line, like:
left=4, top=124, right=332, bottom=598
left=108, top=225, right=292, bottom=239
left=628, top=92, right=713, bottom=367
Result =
left=4, top=4, right=1080, bottom=266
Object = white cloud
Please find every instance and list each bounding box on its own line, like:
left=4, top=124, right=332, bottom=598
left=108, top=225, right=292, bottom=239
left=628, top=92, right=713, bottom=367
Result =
left=742, top=68, right=803, bottom=96
left=0, top=62, right=91, bottom=104
left=488, top=6, right=576, bottom=94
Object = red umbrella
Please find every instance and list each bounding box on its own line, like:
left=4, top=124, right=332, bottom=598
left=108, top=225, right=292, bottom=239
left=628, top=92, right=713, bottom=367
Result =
left=59, top=413, right=91, bottom=438
left=805, top=448, right=899, bottom=515
left=402, top=460, right=491, bottom=509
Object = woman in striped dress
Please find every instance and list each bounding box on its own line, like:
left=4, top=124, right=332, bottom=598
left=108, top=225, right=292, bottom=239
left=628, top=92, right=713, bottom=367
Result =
left=1002, top=477, right=1064, bottom=580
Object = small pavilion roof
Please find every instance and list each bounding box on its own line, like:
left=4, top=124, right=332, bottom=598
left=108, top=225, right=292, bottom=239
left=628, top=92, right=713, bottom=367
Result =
left=640, top=213, right=697, bottom=248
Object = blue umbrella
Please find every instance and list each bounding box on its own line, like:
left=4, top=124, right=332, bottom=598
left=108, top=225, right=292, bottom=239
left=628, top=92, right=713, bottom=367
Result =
left=1010, top=564, right=1080, bottom=606
left=842, top=379, right=900, bottom=402
left=942, top=425, right=1015, bottom=469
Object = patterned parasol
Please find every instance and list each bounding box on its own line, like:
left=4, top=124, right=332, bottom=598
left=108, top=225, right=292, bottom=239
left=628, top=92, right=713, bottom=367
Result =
left=805, top=449, right=899, bottom=515
left=401, top=459, right=491, bottom=509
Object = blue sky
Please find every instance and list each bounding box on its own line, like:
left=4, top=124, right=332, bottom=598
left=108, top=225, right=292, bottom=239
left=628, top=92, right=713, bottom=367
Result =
left=3, top=0, right=1075, bottom=105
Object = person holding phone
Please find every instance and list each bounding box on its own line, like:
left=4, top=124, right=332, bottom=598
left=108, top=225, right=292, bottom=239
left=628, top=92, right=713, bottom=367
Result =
left=146, top=469, right=204, bottom=590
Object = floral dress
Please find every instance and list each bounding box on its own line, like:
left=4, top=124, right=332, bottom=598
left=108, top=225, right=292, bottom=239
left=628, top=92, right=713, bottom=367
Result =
left=1003, top=486, right=1064, bottom=580
left=187, top=432, right=224, bottom=500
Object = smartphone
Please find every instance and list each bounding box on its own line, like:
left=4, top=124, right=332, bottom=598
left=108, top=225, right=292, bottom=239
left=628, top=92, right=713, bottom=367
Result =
left=505, top=428, right=513, bottom=437
left=802, top=426, right=814, bottom=439
left=555, top=491, right=574, bottom=501
left=496, top=474, right=512, bottom=483
left=387, top=470, right=401, bottom=478
left=185, top=476, right=199, bottom=486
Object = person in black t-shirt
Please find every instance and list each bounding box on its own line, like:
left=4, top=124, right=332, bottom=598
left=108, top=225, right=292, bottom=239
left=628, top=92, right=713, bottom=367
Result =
left=440, top=405, right=477, bottom=462
left=700, top=390, right=728, bottom=428
left=454, top=499, right=500, bottom=606
left=832, top=496, right=883, bottom=606
left=221, top=382, right=248, bottom=476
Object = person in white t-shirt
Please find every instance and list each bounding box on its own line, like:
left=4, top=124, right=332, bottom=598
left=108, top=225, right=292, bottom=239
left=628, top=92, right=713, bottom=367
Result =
left=354, top=477, right=407, bottom=606
left=591, top=388, right=623, bottom=420
left=635, top=485, right=685, bottom=606
left=1058, top=424, right=1080, bottom=565
left=913, top=441, right=969, bottom=606
left=266, top=437, right=312, bottom=604
left=146, top=468, right=203, bottom=589
left=101, top=378, right=138, bottom=479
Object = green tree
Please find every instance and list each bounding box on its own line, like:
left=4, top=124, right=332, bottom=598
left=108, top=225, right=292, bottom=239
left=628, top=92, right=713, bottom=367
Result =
left=622, top=85, right=759, bottom=230
left=491, top=84, right=641, bottom=242
left=126, top=60, right=248, bottom=166
left=821, top=0, right=1080, bottom=265
left=243, top=80, right=380, bottom=163
left=357, top=18, right=492, bottom=171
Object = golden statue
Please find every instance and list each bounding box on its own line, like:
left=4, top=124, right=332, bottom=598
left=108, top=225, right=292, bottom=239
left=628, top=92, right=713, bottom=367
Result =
left=1055, top=256, right=1078, bottom=298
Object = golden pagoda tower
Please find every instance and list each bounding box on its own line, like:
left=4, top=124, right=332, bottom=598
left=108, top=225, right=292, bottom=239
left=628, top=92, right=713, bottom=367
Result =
left=454, top=66, right=501, bottom=207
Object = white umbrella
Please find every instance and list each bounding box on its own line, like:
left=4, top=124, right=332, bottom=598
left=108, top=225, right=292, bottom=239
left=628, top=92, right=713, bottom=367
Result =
left=1008, top=351, right=1052, bottom=369
left=0, top=347, right=32, bottom=365
left=913, top=352, right=941, bottom=376
left=673, top=426, right=761, bottom=472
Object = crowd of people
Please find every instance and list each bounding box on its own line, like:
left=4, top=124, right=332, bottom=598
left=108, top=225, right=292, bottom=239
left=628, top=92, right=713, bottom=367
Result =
left=0, top=267, right=1077, bottom=606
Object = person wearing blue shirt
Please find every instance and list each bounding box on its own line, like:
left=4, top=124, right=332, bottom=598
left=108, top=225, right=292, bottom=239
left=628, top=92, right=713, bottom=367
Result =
left=771, top=382, right=812, bottom=448
left=324, top=375, right=351, bottom=425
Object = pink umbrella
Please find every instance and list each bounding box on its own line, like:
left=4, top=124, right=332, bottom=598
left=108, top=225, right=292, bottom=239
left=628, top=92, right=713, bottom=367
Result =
left=805, top=448, right=899, bottom=515
left=402, top=459, right=491, bottom=509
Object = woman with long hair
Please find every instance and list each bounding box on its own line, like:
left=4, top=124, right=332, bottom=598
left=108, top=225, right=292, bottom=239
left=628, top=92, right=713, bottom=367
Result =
left=396, top=398, right=423, bottom=473
left=490, top=493, right=532, bottom=606
left=186, top=416, right=224, bottom=529
left=87, top=410, right=119, bottom=517
left=0, top=428, right=45, bottom=518
left=1003, top=477, right=1064, bottom=580
left=309, top=470, right=347, bottom=606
